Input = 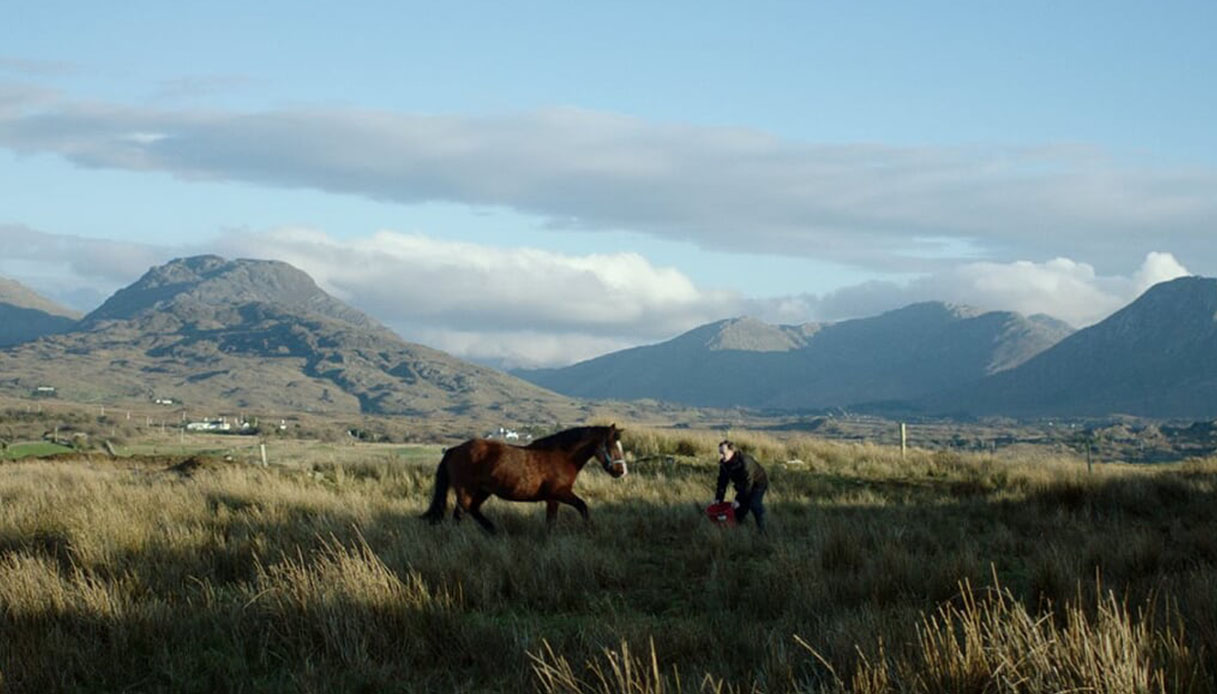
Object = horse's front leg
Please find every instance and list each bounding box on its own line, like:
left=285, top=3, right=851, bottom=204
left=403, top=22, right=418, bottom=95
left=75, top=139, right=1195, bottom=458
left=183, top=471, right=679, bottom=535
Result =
left=545, top=499, right=560, bottom=528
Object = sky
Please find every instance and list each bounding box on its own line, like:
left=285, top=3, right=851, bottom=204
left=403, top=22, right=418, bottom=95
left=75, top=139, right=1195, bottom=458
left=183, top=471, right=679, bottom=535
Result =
left=2, top=2, right=1215, bottom=368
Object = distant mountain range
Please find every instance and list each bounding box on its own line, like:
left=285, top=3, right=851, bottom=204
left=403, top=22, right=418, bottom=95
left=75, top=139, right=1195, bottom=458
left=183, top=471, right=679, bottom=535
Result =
left=519, top=276, right=1217, bottom=420
left=515, top=304, right=1074, bottom=411
left=0, top=256, right=577, bottom=421
left=0, top=277, right=80, bottom=347
left=4, top=258, right=1215, bottom=420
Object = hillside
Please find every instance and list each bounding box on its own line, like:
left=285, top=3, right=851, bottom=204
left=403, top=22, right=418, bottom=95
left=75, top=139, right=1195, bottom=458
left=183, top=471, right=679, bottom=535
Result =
left=0, top=276, right=80, bottom=347
left=933, top=276, right=1217, bottom=418
left=0, top=256, right=576, bottom=421
left=516, top=303, right=1073, bottom=410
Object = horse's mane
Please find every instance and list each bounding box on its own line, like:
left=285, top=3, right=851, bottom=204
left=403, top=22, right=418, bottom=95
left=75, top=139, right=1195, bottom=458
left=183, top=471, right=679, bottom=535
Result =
left=526, top=425, right=610, bottom=451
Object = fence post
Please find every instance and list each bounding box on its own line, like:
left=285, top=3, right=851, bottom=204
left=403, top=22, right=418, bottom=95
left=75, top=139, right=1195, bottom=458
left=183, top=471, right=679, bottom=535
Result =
left=260, top=443, right=268, bottom=467
left=900, top=422, right=907, bottom=459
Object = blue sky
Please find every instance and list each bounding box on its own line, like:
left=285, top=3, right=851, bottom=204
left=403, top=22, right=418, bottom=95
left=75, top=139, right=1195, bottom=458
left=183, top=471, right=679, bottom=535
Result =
left=2, top=2, right=1215, bottom=366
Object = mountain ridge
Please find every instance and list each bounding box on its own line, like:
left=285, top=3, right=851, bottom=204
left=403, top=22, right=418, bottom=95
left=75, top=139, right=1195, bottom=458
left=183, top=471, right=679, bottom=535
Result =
left=516, top=303, right=1074, bottom=410
left=929, top=276, right=1217, bottom=418
left=0, top=276, right=81, bottom=347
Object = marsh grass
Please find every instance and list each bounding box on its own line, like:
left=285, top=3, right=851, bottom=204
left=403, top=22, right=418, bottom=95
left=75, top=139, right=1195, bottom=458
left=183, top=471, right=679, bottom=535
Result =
left=0, top=428, right=1214, bottom=692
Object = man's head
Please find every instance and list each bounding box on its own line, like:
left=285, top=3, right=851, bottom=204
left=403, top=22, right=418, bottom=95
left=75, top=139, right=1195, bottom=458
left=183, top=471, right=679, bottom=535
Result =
left=718, top=440, right=736, bottom=462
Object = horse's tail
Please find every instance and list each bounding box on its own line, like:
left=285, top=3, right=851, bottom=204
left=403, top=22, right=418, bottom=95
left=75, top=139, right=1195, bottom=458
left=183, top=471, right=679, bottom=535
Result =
left=419, top=454, right=451, bottom=524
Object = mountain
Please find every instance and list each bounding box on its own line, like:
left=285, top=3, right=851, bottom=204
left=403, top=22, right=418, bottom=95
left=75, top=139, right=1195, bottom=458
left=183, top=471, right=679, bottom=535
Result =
left=0, top=277, right=80, bottom=347
left=81, top=255, right=375, bottom=330
left=515, top=303, right=1073, bottom=410
left=932, top=276, right=1217, bottom=418
left=0, top=256, right=575, bottom=421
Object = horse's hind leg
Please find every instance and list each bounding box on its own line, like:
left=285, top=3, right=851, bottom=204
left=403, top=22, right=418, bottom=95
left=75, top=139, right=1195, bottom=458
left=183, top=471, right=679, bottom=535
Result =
left=468, top=490, right=496, bottom=535
left=556, top=492, right=590, bottom=523
left=452, top=487, right=473, bottom=524
left=545, top=500, right=560, bottom=528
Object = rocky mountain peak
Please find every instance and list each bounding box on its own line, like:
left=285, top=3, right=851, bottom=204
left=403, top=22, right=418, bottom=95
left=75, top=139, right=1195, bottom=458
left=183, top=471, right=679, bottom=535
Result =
left=82, top=255, right=378, bottom=330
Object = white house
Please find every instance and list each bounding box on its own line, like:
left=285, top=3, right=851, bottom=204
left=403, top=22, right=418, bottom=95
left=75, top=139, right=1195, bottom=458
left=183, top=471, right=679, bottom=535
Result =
left=488, top=426, right=528, bottom=441
left=185, top=418, right=232, bottom=432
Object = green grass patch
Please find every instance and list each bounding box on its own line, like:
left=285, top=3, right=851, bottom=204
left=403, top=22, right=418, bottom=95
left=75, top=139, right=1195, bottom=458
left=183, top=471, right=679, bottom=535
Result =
left=1, top=441, right=73, bottom=460
left=394, top=444, right=444, bottom=463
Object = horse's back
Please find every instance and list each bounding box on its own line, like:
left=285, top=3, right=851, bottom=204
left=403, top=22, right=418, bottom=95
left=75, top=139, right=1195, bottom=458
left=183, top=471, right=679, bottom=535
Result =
left=447, top=438, right=520, bottom=474
left=446, top=438, right=555, bottom=500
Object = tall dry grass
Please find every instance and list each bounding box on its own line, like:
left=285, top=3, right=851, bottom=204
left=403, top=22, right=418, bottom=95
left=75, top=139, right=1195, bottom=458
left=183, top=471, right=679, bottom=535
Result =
left=0, top=429, right=1214, bottom=692
left=532, top=577, right=1203, bottom=693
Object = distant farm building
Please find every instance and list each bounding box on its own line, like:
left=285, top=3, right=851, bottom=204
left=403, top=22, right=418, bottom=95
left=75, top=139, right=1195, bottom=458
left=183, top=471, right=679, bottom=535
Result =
left=186, top=418, right=233, bottom=432
left=185, top=416, right=258, bottom=433
left=154, top=397, right=175, bottom=405
left=32, top=385, right=56, bottom=397
left=487, top=426, right=528, bottom=441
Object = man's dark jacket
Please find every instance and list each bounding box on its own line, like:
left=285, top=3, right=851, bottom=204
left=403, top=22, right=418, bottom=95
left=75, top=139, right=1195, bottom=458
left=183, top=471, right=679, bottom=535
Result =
left=715, top=452, right=768, bottom=501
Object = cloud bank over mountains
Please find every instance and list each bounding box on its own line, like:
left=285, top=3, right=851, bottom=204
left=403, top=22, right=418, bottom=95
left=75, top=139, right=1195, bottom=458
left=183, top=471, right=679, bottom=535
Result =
left=804, top=252, right=1191, bottom=328
left=3, top=88, right=1216, bottom=274
left=0, top=223, right=1191, bottom=367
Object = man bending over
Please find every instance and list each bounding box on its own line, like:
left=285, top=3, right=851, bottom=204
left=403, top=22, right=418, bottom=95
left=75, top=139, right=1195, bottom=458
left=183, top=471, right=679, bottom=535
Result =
left=714, top=440, right=769, bottom=532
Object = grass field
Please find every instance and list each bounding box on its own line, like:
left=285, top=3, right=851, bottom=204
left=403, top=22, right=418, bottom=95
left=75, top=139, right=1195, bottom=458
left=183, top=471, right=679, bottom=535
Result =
left=1, top=427, right=1214, bottom=692
left=0, top=441, right=73, bottom=460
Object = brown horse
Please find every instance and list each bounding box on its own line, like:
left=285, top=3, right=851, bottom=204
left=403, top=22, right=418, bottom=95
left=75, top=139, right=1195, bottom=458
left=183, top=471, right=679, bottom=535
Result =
left=419, top=424, right=627, bottom=533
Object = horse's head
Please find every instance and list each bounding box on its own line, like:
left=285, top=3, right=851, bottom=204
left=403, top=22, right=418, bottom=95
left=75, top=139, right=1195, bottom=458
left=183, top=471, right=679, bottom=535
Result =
left=594, top=424, right=628, bottom=478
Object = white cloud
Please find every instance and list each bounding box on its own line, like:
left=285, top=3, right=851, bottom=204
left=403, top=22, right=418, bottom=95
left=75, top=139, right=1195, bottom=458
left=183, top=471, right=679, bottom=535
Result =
left=2, top=223, right=744, bottom=364
left=2, top=91, right=1216, bottom=273
left=403, top=328, right=636, bottom=370
left=809, top=252, right=1192, bottom=327
left=1132, top=251, right=1190, bottom=294
left=0, top=225, right=158, bottom=281
left=215, top=227, right=745, bottom=366
left=219, top=229, right=1192, bottom=363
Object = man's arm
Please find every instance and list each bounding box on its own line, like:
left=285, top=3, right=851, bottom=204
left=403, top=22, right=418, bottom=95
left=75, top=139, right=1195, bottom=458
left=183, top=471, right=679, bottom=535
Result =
left=748, top=456, right=768, bottom=488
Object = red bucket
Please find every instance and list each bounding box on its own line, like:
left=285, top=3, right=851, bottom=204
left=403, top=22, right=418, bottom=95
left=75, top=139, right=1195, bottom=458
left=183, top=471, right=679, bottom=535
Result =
left=705, top=502, right=736, bottom=526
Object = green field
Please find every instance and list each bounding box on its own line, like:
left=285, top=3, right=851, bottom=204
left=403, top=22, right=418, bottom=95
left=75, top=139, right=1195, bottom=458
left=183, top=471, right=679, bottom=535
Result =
left=0, top=441, right=73, bottom=460
left=0, top=428, right=1214, bottom=692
